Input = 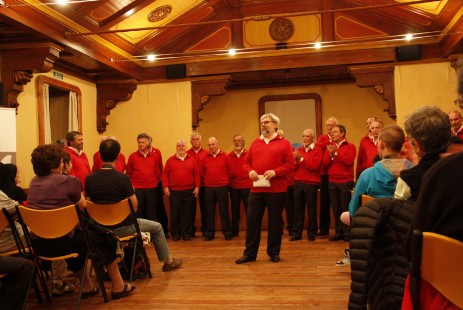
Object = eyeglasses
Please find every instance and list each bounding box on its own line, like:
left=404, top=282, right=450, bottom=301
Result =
left=261, top=120, right=274, bottom=125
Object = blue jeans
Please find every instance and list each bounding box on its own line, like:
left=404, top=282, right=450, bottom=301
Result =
left=113, top=219, right=170, bottom=262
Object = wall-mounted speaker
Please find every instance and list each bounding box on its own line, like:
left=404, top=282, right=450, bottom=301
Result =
left=166, top=64, right=186, bottom=79
left=395, top=45, right=421, bottom=62
left=0, top=82, right=4, bottom=106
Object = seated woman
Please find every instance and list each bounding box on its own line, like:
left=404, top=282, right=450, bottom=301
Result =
left=26, top=144, right=135, bottom=300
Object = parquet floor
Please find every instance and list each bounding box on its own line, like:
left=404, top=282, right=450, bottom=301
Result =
left=26, top=231, right=351, bottom=309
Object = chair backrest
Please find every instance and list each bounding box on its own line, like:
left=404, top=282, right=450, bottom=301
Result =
left=17, top=205, right=79, bottom=239
left=85, top=199, right=132, bottom=227
left=0, top=209, right=8, bottom=232
left=361, top=195, right=374, bottom=205
left=411, top=230, right=463, bottom=309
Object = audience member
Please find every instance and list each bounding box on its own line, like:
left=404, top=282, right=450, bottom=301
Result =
left=236, top=113, right=294, bottom=264
left=126, top=133, right=161, bottom=222
left=163, top=140, right=200, bottom=241
left=394, top=106, right=451, bottom=201
left=228, top=134, right=251, bottom=237
left=316, top=117, right=338, bottom=236
left=92, top=135, right=127, bottom=172
left=187, top=132, right=209, bottom=237
left=0, top=256, right=34, bottom=310
left=291, top=129, right=323, bottom=242
left=86, top=139, right=182, bottom=271
left=202, top=137, right=233, bottom=241
left=65, top=131, right=91, bottom=191
left=27, top=144, right=135, bottom=300
left=448, top=110, right=463, bottom=140
left=356, top=119, right=383, bottom=179
left=323, top=124, right=356, bottom=242
left=0, top=164, right=27, bottom=205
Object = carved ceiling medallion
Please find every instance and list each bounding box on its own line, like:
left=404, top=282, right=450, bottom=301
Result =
left=269, top=17, right=295, bottom=42
left=148, top=5, right=172, bottom=22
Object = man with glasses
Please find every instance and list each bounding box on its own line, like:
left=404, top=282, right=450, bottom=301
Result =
left=236, top=113, right=294, bottom=264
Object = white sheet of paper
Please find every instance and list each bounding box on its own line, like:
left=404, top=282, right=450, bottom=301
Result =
left=253, top=175, right=271, bottom=187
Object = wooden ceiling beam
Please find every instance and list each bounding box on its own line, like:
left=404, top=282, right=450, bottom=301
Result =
left=440, top=13, right=463, bottom=57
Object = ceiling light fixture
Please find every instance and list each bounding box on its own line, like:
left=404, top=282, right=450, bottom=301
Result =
left=405, top=33, right=414, bottom=41
left=147, top=54, right=156, bottom=61
left=314, top=42, right=322, bottom=49
left=228, top=49, right=236, bottom=56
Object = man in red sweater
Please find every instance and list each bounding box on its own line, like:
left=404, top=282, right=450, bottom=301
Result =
left=228, top=134, right=252, bottom=237
left=187, top=132, right=209, bottom=237
left=236, top=113, right=295, bottom=264
left=126, top=133, right=161, bottom=222
left=322, top=124, right=356, bottom=242
left=202, top=137, right=233, bottom=241
left=449, top=110, right=463, bottom=140
left=92, top=135, right=127, bottom=172
left=292, top=129, right=323, bottom=242
left=356, top=119, right=383, bottom=179
left=315, top=116, right=338, bottom=236
left=65, top=131, right=91, bottom=191
left=163, top=140, right=200, bottom=241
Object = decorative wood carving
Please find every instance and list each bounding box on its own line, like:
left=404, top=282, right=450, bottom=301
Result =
left=191, top=76, right=230, bottom=129
left=349, top=65, right=396, bottom=119
left=0, top=43, right=62, bottom=111
left=96, top=79, right=138, bottom=133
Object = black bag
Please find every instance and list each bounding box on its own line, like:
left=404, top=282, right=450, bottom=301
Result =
left=120, top=245, right=150, bottom=280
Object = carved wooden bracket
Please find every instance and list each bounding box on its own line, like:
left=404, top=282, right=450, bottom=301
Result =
left=191, top=75, right=230, bottom=129
left=0, top=43, right=62, bottom=111
left=349, top=65, right=396, bottom=119
left=96, top=79, right=138, bottom=133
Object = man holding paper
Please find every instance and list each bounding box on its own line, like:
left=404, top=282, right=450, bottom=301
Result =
left=235, top=113, right=295, bottom=264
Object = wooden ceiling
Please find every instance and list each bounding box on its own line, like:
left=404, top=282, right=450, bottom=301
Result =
left=0, top=0, right=463, bottom=87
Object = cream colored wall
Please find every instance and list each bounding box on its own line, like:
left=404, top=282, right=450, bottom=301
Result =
left=104, top=82, right=192, bottom=163
left=16, top=71, right=97, bottom=187
left=198, top=83, right=394, bottom=154
left=395, top=62, right=459, bottom=126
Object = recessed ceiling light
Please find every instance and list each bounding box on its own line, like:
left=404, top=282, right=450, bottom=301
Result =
left=147, top=54, right=156, bottom=61
left=314, top=42, right=322, bottom=49
left=405, top=33, right=413, bottom=41
left=228, top=49, right=236, bottom=56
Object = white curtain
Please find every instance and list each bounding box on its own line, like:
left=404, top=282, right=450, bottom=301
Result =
left=43, top=83, right=52, bottom=144
left=68, top=91, right=78, bottom=131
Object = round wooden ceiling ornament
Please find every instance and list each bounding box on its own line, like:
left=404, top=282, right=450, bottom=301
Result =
left=148, top=5, right=172, bottom=22
left=269, top=17, right=295, bottom=42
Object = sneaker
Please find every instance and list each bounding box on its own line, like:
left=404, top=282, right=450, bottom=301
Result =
left=51, top=281, right=75, bottom=297
left=162, top=258, right=183, bottom=272
left=336, top=249, right=351, bottom=267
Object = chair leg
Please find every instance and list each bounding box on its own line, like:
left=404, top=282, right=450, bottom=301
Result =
left=129, top=242, right=137, bottom=282
left=75, top=255, right=90, bottom=310
left=140, top=243, right=152, bottom=279
left=34, top=258, right=51, bottom=304
left=88, top=252, right=109, bottom=303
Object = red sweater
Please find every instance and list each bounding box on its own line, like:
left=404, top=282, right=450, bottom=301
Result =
left=294, top=144, right=323, bottom=185
left=126, top=148, right=161, bottom=189
left=65, top=147, right=91, bottom=190
left=187, top=147, right=209, bottom=186
left=243, top=135, right=295, bottom=193
left=92, top=151, right=127, bottom=173
left=316, top=134, right=332, bottom=175
left=202, top=150, right=231, bottom=187
left=152, top=147, right=164, bottom=184
left=228, top=149, right=252, bottom=189
left=322, top=140, right=356, bottom=183
left=356, top=135, right=378, bottom=180
left=162, top=154, right=200, bottom=190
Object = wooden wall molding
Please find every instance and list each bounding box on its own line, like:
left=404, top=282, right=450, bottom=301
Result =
left=349, top=65, right=396, bottom=119
left=96, top=79, right=138, bottom=133
left=191, top=75, right=230, bottom=129
left=0, top=43, right=62, bottom=110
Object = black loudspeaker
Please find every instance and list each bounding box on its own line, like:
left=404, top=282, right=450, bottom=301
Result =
left=395, top=45, right=421, bottom=62
left=166, top=64, right=186, bottom=79
left=0, top=82, right=4, bottom=106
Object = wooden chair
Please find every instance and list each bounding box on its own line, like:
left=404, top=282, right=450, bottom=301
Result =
left=16, top=204, right=109, bottom=309
left=85, top=199, right=151, bottom=281
left=360, top=194, right=374, bottom=205
left=410, top=230, right=463, bottom=309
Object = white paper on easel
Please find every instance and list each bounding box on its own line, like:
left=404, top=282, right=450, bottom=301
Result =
left=253, top=175, right=271, bottom=187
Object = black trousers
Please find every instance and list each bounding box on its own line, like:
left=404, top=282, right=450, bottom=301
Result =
left=319, top=174, right=331, bottom=233
left=229, top=187, right=250, bottom=236
left=169, top=188, right=196, bottom=239
left=135, top=187, right=158, bottom=222
left=0, top=256, right=33, bottom=310
left=204, top=186, right=232, bottom=238
left=244, top=192, right=285, bottom=258
left=156, top=182, right=169, bottom=234
left=328, top=181, right=354, bottom=235
left=192, top=186, right=207, bottom=236
left=284, top=185, right=295, bottom=235
left=293, top=182, right=319, bottom=238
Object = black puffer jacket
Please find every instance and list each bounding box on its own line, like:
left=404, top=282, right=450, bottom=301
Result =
left=348, top=198, right=415, bottom=310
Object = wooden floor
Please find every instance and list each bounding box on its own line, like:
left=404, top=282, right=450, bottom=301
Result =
left=26, top=231, right=351, bottom=310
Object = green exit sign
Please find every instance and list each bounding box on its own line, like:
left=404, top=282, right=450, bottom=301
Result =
left=53, top=72, right=64, bottom=80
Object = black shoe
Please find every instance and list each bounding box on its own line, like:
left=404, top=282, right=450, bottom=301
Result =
left=270, top=255, right=280, bottom=262
left=232, top=231, right=239, bottom=237
left=317, top=230, right=329, bottom=236
left=204, top=236, right=214, bottom=241
left=308, top=235, right=316, bottom=241
left=330, top=234, right=344, bottom=241
left=225, top=236, right=233, bottom=241
left=289, top=236, right=302, bottom=241
left=235, top=255, right=256, bottom=264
